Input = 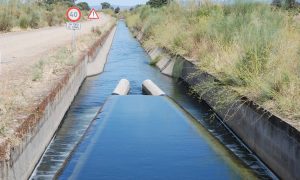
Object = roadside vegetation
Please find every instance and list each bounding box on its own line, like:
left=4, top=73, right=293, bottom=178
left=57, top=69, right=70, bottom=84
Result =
left=0, top=16, right=115, bottom=144
left=126, top=1, right=300, bottom=121
left=0, top=0, right=90, bottom=32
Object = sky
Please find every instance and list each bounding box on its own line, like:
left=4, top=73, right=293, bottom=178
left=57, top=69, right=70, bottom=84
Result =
left=78, top=0, right=300, bottom=7
left=78, top=0, right=148, bottom=6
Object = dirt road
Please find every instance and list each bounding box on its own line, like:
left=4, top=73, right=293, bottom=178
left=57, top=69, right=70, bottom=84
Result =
left=0, top=13, right=111, bottom=75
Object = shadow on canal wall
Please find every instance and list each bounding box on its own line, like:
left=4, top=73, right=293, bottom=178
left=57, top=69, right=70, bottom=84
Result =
left=0, top=23, right=117, bottom=180
left=132, top=30, right=300, bottom=179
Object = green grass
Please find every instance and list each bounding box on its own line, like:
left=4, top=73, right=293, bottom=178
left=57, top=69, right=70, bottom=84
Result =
left=32, top=60, right=45, bottom=81
left=149, top=55, right=161, bottom=65
left=126, top=2, right=300, bottom=121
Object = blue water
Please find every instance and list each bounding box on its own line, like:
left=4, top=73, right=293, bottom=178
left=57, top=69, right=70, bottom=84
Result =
left=60, top=96, right=247, bottom=179
left=31, top=21, right=276, bottom=179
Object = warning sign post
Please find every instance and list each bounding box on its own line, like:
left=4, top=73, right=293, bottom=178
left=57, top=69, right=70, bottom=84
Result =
left=88, top=9, right=100, bottom=20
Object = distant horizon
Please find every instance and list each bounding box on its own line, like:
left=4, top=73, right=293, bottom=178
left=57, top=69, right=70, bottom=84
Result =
left=77, top=0, right=148, bottom=7
left=77, top=0, right=300, bottom=7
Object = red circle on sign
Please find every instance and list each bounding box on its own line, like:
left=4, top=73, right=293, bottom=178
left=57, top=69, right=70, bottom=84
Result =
left=66, top=7, right=82, bottom=22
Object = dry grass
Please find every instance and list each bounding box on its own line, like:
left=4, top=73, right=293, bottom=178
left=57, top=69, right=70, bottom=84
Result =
left=126, top=2, right=300, bottom=122
left=0, top=0, right=90, bottom=32
left=0, top=20, right=115, bottom=143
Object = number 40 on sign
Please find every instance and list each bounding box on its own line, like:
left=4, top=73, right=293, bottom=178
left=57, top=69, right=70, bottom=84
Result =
left=66, top=7, right=81, bottom=22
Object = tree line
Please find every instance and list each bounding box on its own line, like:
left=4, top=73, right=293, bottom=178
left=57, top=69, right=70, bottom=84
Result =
left=272, top=0, right=299, bottom=8
left=101, top=2, right=120, bottom=13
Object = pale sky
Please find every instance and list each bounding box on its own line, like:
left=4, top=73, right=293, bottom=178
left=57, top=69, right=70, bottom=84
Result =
left=78, top=0, right=148, bottom=6
left=78, top=0, right=300, bottom=7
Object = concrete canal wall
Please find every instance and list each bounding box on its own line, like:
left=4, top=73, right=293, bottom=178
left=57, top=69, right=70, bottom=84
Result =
left=0, top=24, right=116, bottom=180
left=134, top=31, right=300, bottom=179
left=87, top=26, right=117, bottom=76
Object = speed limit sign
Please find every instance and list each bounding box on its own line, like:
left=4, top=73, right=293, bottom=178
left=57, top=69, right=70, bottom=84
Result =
left=66, top=7, right=81, bottom=22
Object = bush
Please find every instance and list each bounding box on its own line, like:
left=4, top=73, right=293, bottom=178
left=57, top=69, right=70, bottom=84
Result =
left=146, top=0, right=169, bottom=8
left=0, top=6, right=13, bottom=31
left=0, top=14, right=13, bottom=31
left=19, top=16, right=29, bottom=29
left=101, top=2, right=112, bottom=9
left=29, top=11, right=40, bottom=29
left=77, top=2, right=90, bottom=11
left=46, top=11, right=59, bottom=26
left=115, top=7, right=120, bottom=14
left=32, top=60, right=45, bottom=81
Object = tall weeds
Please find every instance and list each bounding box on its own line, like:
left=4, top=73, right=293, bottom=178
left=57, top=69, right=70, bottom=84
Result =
left=126, top=1, right=300, bottom=121
left=0, top=0, right=82, bottom=31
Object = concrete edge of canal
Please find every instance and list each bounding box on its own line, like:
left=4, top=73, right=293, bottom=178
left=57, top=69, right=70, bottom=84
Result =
left=132, top=29, right=300, bottom=179
left=0, top=22, right=117, bottom=180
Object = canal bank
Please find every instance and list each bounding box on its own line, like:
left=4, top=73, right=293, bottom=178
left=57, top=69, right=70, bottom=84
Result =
left=0, top=22, right=116, bottom=180
left=33, top=21, right=276, bottom=179
left=131, top=26, right=300, bottom=179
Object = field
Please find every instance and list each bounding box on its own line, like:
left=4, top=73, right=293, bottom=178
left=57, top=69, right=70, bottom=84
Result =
left=126, top=2, right=300, bottom=123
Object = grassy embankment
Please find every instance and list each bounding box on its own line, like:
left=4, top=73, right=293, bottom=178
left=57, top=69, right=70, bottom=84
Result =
left=0, top=0, right=89, bottom=32
left=126, top=2, right=300, bottom=122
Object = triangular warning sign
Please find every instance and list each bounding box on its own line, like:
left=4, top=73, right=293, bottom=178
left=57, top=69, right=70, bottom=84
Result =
left=88, top=9, right=99, bottom=19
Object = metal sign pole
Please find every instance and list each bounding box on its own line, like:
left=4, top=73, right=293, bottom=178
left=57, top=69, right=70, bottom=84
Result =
left=72, top=29, right=76, bottom=51
left=66, top=7, right=81, bottom=51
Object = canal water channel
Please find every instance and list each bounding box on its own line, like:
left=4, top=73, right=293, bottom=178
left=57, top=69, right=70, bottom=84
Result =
left=31, top=21, right=276, bottom=179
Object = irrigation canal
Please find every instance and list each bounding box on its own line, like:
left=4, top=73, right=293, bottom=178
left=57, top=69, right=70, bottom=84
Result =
left=30, top=21, right=276, bottom=179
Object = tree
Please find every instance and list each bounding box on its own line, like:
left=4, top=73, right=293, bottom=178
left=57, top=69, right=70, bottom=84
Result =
left=114, top=6, right=120, bottom=13
left=77, top=2, right=90, bottom=11
left=101, top=2, right=111, bottom=9
left=272, top=0, right=296, bottom=8
left=146, top=0, right=170, bottom=8
left=45, top=0, right=74, bottom=5
left=285, top=0, right=296, bottom=8
left=272, top=0, right=282, bottom=7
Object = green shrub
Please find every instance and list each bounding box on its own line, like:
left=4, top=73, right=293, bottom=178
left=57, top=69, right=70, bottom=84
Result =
left=29, top=11, right=40, bottom=28
left=77, top=2, right=90, bottom=11
left=146, top=0, right=169, bottom=8
left=46, top=11, right=59, bottom=26
left=149, top=55, right=161, bottom=65
left=0, top=12, right=13, bottom=31
left=32, top=60, right=45, bottom=81
left=19, top=16, right=29, bottom=29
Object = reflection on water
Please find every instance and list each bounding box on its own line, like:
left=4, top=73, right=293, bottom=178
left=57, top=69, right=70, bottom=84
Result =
left=31, top=21, right=276, bottom=179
